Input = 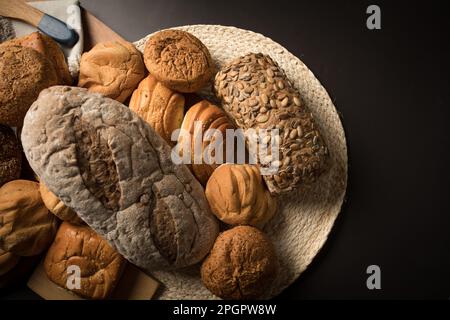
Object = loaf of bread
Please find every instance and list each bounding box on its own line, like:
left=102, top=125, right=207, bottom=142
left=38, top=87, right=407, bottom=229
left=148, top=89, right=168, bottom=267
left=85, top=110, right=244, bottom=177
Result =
left=40, top=182, right=84, bottom=225
left=205, top=164, right=277, bottom=228
left=0, top=248, right=20, bottom=276
left=178, top=100, right=236, bottom=185
left=22, top=86, right=219, bottom=270
left=78, top=41, right=145, bottom=103
left=7, top=32, right=72, bottom=85
left=144, top=30, right=215, bottom=92
left=0, top=45, right=58, bottom=126
left=201, top=226, right=279, bottom=299
left=0, top=125, right=21, bottom=187
left=129, top=74, right=185, bottom=145
left=214, top=53, right=329, bottom=194
left=44, top=222, right=126, bottom=300
left=0, top=180, right=58, bottom=256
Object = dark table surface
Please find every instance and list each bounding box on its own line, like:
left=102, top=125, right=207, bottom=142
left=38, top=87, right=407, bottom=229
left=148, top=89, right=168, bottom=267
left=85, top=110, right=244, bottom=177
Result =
left=2, top=0, right=450, bottom=300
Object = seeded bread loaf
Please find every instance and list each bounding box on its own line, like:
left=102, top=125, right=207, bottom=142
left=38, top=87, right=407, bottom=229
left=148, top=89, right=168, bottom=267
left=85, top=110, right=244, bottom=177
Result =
left=205, top=164, right=277, bottom=228
left=0, top=180, right=58, bottom=256
left=21, top=86, right=219, bottom=270
left=214, top=53, right=329, bottom=194
left=129, top=74, right=185, bottom=146
left=201, top=226, right=279, bottom=300
left=144, top=30, right=215, bottom=93
left=0, top=125, right=21, bottom=187
left=44, top=222, right=126, bottom=300
left=78, top=41, right=145, bottom=103
left=178, top=100, right=236, bottom=185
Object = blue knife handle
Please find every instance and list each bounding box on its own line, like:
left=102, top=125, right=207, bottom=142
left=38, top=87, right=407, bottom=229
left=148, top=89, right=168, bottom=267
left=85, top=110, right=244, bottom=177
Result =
left=38, top=14, right=79, bottom=47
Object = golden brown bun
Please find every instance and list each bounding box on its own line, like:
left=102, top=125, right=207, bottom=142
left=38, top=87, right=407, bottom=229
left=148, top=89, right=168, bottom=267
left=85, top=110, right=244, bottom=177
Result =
left=7, top=32, right=72, bottom=85
left=178, top=100, right=235, bottom=185
left=0, top=125, right=21, bottom=187
left=201, top=226, right=279, bottom=300
left=129, top=74, right=184, bottom=145
left=0, top=180, right=58, bottom=256
left=205, top=164, right=277, bottom=228
left=39, top=182, right=84, bottom=225
left=78, top=41, right=145, bottom=102
left=0, top=248, right=20, bottom=276
left=0, top=45, right=58, bottom=127
left=144, top=30, right=214, bottom=93
left=44, top=222, right=126, bottom=300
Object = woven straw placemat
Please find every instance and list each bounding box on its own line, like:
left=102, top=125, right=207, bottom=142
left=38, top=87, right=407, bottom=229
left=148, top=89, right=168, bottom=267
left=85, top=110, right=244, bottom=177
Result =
left=133, top=25, right=348, bottom=300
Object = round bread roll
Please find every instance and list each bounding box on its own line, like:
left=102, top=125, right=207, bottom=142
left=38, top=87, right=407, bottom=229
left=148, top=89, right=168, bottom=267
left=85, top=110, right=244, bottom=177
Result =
left=205, top=164, right=277, bottom=228
left=178, top=100, right=236, bottom=185
left=78, top=40, right=145, bottom=103
left=144, top=29, right=214, bottom=92
left=0, top=180, right=58, bottom=256
left=0, top=248, right=20, bottom=276
left=0, top=125, right=21, bottom=187
left=0, top=45, right=58, bottom=127
left=39, top=182, right=84, bottom=225
left=201, top=226, right=279, bottom=300
left=6, top=32, right=72, bottom=85
left=44, top=222, right=126, bottom=300
left=129, top=74, right=185, bottom=145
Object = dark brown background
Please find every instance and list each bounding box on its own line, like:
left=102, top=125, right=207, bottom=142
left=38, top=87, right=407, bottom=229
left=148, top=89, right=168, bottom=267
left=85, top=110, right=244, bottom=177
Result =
left=2, top=0, right=450, bottom=300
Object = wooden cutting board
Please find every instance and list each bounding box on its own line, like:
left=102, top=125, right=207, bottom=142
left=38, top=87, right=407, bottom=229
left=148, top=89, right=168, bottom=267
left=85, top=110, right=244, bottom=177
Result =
left=81, top=8, right=124, bottom=49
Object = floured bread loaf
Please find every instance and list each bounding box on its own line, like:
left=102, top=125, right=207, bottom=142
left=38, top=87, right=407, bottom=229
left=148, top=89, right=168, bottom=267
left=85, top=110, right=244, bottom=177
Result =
left=21, top=86, right=219, bottom=271
left=40, top=182, right=84, bottom=225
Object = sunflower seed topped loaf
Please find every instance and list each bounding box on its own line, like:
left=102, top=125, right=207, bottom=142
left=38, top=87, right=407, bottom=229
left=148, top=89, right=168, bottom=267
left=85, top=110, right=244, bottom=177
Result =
left=214, top=53, right=329, bottom=194
left=21, top=86, right=219, bottom=271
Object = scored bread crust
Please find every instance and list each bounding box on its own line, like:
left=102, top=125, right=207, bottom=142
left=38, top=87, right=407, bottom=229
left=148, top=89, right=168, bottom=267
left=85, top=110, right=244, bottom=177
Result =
left=39, top=182, right=84, bottom=225
left=179, top=100, right=236, bottom=185
left=21, top=86, right=219, bottom=271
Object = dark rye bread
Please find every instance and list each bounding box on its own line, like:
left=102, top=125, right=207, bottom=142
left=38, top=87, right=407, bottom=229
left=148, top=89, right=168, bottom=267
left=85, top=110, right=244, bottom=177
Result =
left=0, top=125, right=21, bottom=187
left=21, top=86, right=219, bottom=270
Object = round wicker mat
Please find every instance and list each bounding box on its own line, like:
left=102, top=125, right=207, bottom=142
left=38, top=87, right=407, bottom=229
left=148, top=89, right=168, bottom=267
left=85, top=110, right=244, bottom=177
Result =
left=133, top=25, right=348, bottom=300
